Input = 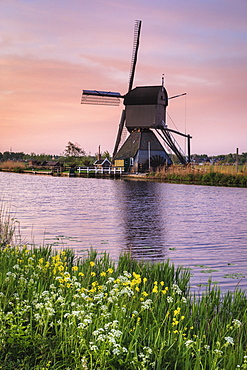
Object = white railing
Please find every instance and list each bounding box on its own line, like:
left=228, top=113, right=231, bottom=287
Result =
left=77, top=167, right=124, bottom=175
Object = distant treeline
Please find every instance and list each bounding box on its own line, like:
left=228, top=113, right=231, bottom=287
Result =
left=1, top=150, right=247, bottom=165
left=191, top=152, right=247, bottom=165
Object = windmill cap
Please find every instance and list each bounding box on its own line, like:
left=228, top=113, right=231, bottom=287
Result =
left=124, top=86, right=168, bottom=106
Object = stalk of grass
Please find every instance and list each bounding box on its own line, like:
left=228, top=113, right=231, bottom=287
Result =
left=0, top=204, right=18, bottom=247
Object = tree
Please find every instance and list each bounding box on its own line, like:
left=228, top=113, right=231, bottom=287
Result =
left=64, top=142, right=85, bottom=157
left=102, top=150, right=111, bottom=160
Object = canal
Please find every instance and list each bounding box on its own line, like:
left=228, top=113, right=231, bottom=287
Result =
left=1, top=171, right=246, bottom=293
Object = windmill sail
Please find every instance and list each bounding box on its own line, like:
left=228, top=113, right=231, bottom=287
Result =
left=113, top=20, right=142, bottom=157
left=81, top=90, right=122, bottom=106
left=113, top=110, right=126, bottom=157
left=128, top=20, right=142, bottom=92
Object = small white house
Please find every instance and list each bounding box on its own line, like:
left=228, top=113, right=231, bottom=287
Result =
left=93, top=158, right=111, bottom=169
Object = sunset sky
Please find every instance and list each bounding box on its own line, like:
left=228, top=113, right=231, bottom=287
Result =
left=1, top=0, right=247, bottom=157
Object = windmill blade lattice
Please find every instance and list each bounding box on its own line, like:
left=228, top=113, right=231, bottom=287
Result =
left=128, top=20, right=142, bottom=92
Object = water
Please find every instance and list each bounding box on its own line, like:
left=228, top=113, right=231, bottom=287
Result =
left=1, top=171, right=247, bottom=293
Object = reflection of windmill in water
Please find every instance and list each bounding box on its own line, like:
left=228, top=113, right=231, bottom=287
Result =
left=81, top=20, right=192, bottom=172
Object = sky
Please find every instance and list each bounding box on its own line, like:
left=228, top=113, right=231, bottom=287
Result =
left=1, top=0, right=247, bottom=157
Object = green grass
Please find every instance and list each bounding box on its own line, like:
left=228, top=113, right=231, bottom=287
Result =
left=0, top=245, right=246, bottom=369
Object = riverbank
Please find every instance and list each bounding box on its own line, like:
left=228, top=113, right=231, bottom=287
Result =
left=1, top=163, right=247, bottom=187
left=0, top=244, right=246, bottom=370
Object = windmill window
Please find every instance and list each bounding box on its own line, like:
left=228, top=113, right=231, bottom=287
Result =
left=130, top=158, right=134, bottom=165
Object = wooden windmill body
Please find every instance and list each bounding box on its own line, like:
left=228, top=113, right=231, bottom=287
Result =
left=81, top=20, right=192, bottom=173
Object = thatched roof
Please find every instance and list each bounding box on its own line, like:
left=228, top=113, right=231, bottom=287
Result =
left=114, top=130, right=167, bottom=160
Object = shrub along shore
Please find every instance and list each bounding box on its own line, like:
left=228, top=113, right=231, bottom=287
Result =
left=0, top=243, right=246, bottom=370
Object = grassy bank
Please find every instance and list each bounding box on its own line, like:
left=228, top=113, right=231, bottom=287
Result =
left=149, top=165, right=247, bottom=187
left=0, top=244, right=246, bottom=370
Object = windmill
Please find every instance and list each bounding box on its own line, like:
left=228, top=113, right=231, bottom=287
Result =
left=81, top=20, right=192, bottom=172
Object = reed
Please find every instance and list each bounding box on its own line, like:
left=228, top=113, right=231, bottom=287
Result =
left=0, top=204, right=18, bottom=247
left=0, top=160, right=26, bottom=172
left=152, top=164, right=247, bottom=187
left=0, top=245, right=246, bottom=369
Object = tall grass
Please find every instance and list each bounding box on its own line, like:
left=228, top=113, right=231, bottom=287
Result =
left=151, top=165, right=247, bottom=187
left=0, top=204, right=18, bottom=247
left=0, top=245, right=246, bottom=369
left=0, top=160, right=26, bottom=172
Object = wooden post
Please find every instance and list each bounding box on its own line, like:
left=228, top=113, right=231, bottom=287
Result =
left=187, top=135, right=191, bottom=163
left=236, top=148, right=239, bottom=173
left=148, top=141, right=151, bottom=171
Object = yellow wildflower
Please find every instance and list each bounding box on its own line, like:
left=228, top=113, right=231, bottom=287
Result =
left=89, top=261, right=95, bottom=267
left=72, top=266, right=79, bottom=271
left=142, top=291, right=148, bottom=297
left=174, top=307, right=181, bottom=316
left=152, top=286, right=158, bottom=293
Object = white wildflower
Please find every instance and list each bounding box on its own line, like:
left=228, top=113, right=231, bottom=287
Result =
left=123, top=271, right=132, bottom=278
left=141, top=299, right=153, bottom=310
left=89, top=344, right=98, bottom=351
left=185, top=340, right=194, bottom=347
left=214, top=349, right=223, bottom=354
left=34, top=313, right=41, bottom=320
left=112, top=347, right=121, bottom=355
left=143, top=346, right=152, bottom=355
left=167, top=296, right=173, bottom=303
left=83, top=318, right=92, bottom=324
left=119, top=287, right=134, bottom=297
left=225, top=336, right=234, bottom=345
left=106, top=277, right=115, bottom=284
left=172, top=283, right=182, bottom=295
left=232, top=319, right=242, bottom=328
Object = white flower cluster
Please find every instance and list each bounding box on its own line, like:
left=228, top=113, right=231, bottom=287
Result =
left=172, top=283, right=182, bottom=295
left=91, top=320, right=127, bottom=356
